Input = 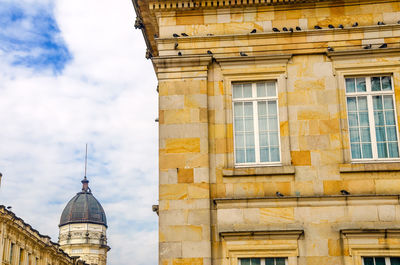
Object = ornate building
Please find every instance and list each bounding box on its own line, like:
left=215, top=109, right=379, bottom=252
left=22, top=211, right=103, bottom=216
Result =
left=58, top=177, right=109, bottom=265
left=0, top=205, right=78, bottom=265
left=133, top=0, right=400, bottom=265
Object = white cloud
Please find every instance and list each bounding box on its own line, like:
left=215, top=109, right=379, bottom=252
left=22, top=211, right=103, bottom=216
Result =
left=0, top=0, right=159, bottom=264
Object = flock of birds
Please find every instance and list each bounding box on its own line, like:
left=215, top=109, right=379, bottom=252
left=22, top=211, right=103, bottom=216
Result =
left=169, top=20, right=400, bottom=57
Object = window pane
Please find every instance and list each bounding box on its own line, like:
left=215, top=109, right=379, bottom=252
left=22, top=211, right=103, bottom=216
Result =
left=246, top=133, right=255, bottom=147
left=268, top=117, right=278, bottom=130
left=233, top=84, right=242, bottom=98
left=268, top=101, right=277, bottom=115
left=245, top=118, right=254, bottom=131
left=243, top=84, right=252, bottom=97
left=360, top=128, right=371, bottom=142
left=359, top=112, right=369, bottom=126
left=234, top=102, right=243, bottom=116
left=259, top=118, right=267, bottom=131
left=350, top=128, right=360, bottom=142
left=244, top=102, right=253, bottom=116
left=265, top=259, right=274, bottom=265
left=235, top=134, right=244, bottom=148
left=384, top=96, right=394, bottom=109
left=348, top=113, right=359, bottom=127
left=382, top=76, right=392, bottom=90
left=270, top=132, right=279, bottom=145
left=390, top=257, right=400, bottom=265
left=376, top=127, right=386, bottom=141
left=276, top=258, right=286, bottom=265
left=385, top=110, right=395, bottom=125
left=257, top=83, right=266, bottom=97
left=358, top=97, right=368, bottom=111
left=363, top=258, right=374, bottom=265
left=374, top=111, right=384, bottom=126
left=251, top=258, right=261, bottom=265
left=241, top=259, right=251, bottom=265
left=258, top=102, right=267, bottom=115
left=371, top=77, right=381, bottom=91
left=246, top=149, right=255, bottom=163
left=347, top=97, right=357, bottom=111
left=377, top=142, right=388, bottom=158
left=346, top=78, right=356, bottom=93
left=351, top=144, right=362, bottom=159
left=235, top=119, right=244, bottom=131
left=259, top=133, right=268, bottom=146
left=387, top=126, right=397, bottom=141
left=270, top=147, right=280, bottom=162
left=375, top=258, right=385, bottom=265
left=373, top=96, right=383, bottom=110
left=389, top=142, right=399, bottom=158
left=267, top=82, right=276, bottom=96
left=362, top=144, right=373, bottom=158
left=236, top=149, right=245, bottom=163
left=260, top=147, right=269, bottom=162
left=356, top=78, right=366, bottom=92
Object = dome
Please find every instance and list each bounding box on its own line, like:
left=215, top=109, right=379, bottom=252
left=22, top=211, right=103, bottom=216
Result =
left=59, top=177, right=107, bottom=227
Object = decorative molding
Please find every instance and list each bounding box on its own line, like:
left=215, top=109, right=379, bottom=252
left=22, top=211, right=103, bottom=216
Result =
left=340, top=163, right=400, bottom=173
left=223, top=166, right=295, bottom=177
left=329, top=48, right=400, bottom=62
left=220, top=230, right=303, bottom=239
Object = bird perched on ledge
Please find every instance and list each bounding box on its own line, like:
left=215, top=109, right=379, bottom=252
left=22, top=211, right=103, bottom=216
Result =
left=239, top=51, right=248, bottom=56
left=340, top=190, right=350, bottom=195
left=276, top=191, right=284, bottom=197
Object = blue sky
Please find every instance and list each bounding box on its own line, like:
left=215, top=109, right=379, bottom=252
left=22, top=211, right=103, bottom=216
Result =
left=0, top=0, right=158, bottom=264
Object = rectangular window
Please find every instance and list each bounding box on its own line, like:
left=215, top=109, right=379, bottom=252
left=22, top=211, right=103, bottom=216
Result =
left=363, top=257, right=400, bottom=265
left=239, top=258, right=287, bottom=265
left=345, top=76, right=399, bottom=160
left=10, top=243, right=15, bottom=263
left=233, top=82, right=281, bottom=165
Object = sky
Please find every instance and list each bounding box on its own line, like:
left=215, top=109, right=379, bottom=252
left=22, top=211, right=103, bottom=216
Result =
left=0, top=0, right=158, bottom=264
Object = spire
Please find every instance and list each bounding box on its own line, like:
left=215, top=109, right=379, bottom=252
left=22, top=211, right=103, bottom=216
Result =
left=81, top=176, right=90, bottom=192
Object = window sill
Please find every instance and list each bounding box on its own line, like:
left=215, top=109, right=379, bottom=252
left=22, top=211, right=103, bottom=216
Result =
left=340, top=162, right=400, bottom=173
left=223, top=165, right=295, bottom=177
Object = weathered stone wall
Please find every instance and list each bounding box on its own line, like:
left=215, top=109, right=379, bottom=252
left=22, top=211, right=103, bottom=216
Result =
left=135, top=0, right=400, bottom=264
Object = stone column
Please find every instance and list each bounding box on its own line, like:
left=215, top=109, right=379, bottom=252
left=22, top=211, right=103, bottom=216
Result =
left=153, top=55, right=212, bottom=265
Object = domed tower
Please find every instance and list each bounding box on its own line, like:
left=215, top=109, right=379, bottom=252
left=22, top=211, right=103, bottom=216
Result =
left=59, top=177, right=109, bottom=265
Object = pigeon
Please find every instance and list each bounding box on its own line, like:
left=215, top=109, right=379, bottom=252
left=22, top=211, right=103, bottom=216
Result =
left=276, top=191, right=284, bottom=197
left=174, top=43, right=178, bottom=49
left=328, top=24, right=335, bottom=29
left=327, top=46, right=334, bottom=52
left=207, top=50, right=213, bottom=55
left=154, top=34, right=159, bottom=38
left=239, top=51, right=248, bottom=56
left=207, top=33, right=214, bottom=36
left=173, top=33, right=180, bottom=37
left=352, top=22, right=358, bottom=27
left=178, top=51, right=182, bottom=56
left=338, top=24, right=344, bottom=29
left=282, top=27, right=288, bottom=32
left=181, top=33, right=188, bottom=36
left=363, top=44, right=372, bottom=49
left=250, top=29, right=257, bottom=33
left=340, top=190, right=350, bottom=195
left=377, top=21, right=385, bottom=25
left=314, top=25, right=322, bottom=29
left=6, top=206, right=12, bottom=210
left=155, top=118, right=159, bottom=122
left=379, top=43, right=387, bottom=49
left=289, top=28, right=294, bottom=33
left=296, top=26, right=301, bottom=31
left=272, top=28, right=280, bottom=32
left=398, top=20, right=400, bottom=24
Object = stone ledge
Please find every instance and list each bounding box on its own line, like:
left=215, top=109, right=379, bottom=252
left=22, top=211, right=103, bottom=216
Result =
left=223, top=166, right=295, bottom=177
left=339, top=162, right=400, bottom=173
left=220, top=229, right=304, bottom=238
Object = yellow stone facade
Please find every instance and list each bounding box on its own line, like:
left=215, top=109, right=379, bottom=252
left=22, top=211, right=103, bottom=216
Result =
left=133, top=0, right=400, bottom=264
left=0, top=206, right=76, bottom=265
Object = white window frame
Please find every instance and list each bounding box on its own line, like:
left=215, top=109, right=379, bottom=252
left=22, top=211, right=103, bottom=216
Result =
left=239, top=258, right=288, bottom=265
left=345, top=75, right=400, bottom=162
left=362, top=257, right=400, bottom=265
left=232, top=81, right=282, bottom=166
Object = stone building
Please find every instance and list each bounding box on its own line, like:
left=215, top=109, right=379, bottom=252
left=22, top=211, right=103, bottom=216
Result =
left=0, top=205, right=78, bottom=265
left=133, top=0, right=400, bottom=264
left=58, top=177, right=109, bottom=265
